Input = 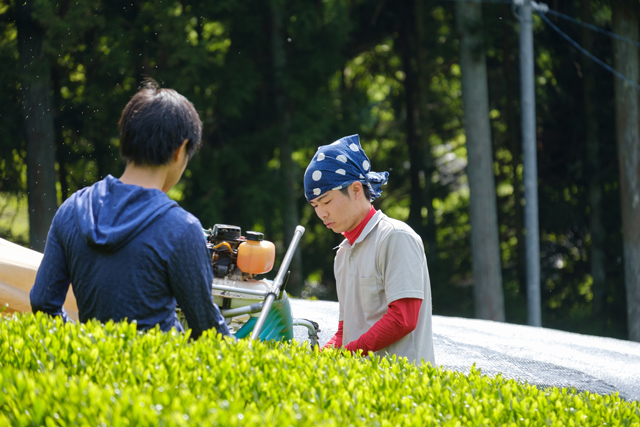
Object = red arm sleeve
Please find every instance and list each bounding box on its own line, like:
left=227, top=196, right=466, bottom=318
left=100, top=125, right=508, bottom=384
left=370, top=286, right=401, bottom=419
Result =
left=344, top=298, right=422, bottom=355
left=322, top=320, right=344, bottom=349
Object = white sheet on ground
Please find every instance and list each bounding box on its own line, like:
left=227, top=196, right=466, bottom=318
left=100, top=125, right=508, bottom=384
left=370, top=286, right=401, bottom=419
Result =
left=289, top=298, right=640, bottom=401
left=0, top=238, right=79, bottom=320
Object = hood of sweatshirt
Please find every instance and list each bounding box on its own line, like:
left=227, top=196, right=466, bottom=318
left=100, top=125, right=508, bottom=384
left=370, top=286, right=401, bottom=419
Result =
left=73, top=175, right=177, bottom=251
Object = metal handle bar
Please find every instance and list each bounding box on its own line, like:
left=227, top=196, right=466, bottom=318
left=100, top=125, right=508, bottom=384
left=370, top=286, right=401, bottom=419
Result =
left=211, top=283, right=268, bottom=298
left=221, top=302, right=264, bottom=318
left=250, top=225, right=305, bottom=341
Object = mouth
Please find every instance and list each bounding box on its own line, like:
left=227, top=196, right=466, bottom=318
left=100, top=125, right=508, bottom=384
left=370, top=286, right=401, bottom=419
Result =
left=324, top=222, right=334, bottom=229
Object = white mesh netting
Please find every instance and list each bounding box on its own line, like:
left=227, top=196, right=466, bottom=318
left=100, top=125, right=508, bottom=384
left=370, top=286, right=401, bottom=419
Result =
left=290, top=299, right=640, bottom=401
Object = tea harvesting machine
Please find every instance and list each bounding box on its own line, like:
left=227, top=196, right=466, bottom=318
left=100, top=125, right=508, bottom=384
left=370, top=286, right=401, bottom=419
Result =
left=194, top=223, right=320, bottom=345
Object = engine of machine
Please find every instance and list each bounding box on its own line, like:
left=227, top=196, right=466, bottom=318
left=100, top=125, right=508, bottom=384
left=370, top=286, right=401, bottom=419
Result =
left=206, top=224, right=275, bottom=280
left=205, top=224, right=278, bottom=324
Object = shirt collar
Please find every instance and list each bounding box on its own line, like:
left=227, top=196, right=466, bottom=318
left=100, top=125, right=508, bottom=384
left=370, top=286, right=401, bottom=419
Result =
left=342, top=206, right=376, bottom=245
left=337, top=209, right=385, bottom=249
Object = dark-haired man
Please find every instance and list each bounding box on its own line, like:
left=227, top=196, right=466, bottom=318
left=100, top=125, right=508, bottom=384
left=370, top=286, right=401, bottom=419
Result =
left=31, top=80, right=230, bottom=340
left=304, top=134, right=435, bottom=365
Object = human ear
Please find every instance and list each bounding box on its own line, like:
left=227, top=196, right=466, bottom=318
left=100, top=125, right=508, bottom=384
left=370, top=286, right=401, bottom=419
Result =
left=173, top=139, right=189, bottom=163
left=350, top=181, right=364, bottom=199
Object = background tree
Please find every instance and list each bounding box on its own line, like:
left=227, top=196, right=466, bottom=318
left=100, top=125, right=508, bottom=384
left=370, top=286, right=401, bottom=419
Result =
left=612, top=0, right=640, bottom=342
left=16, top=0, right=57, bottom=251
left=456, top=0, right=505, bottom=321
left=581, top=0, right=607, bottom=334
left=1, top=0, right=638, bottom=341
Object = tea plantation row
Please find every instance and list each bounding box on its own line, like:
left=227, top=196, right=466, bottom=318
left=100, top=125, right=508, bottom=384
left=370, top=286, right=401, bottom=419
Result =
left=0, top=312, right=638, bottom=426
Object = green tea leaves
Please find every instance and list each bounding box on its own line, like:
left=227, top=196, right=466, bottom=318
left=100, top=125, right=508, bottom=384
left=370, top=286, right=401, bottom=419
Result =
left=0, top=312, right=637, bottom=426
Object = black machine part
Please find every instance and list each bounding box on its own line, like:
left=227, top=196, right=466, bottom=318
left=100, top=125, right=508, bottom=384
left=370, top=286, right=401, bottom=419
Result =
left=211, top=224, right=242, bottom=241
left=207, top=224, right=271, bottom=279
left=207, top=224, right=244, bottom=278
left=245, top=231, right=264, bottom=241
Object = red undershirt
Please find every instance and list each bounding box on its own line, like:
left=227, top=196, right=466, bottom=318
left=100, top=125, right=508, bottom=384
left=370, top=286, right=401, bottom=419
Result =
left=323, top=206, right=423, bottom=354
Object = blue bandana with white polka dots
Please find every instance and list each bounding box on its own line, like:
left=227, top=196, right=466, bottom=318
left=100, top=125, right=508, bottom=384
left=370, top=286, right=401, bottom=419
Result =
left=304, top=134, right=389, bottom=202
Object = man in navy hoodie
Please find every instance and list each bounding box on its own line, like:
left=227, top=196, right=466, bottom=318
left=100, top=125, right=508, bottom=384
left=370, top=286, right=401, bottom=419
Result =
left=30, top=79, right=230, bottom=340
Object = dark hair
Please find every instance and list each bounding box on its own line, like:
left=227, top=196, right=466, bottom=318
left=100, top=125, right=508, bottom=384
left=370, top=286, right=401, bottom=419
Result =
left=340, top=182, right=372, bottom=201
left=118, top=79, right=202, bottom=166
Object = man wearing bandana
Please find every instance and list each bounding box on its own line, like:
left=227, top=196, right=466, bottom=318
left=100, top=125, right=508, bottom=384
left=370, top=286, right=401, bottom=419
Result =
left=304, top=134, right=435, bottom=365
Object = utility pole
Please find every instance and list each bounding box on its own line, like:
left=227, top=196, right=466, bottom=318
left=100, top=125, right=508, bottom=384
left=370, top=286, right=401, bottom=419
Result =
left=515, top=0, right=547, bottom=327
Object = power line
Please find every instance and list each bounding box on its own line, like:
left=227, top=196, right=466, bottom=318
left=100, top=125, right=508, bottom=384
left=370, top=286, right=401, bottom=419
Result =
left=544, top=9, right=640, bottom=48
left=445, top=0, right=640, bottom=48
left=441, top=2, right=640, bottom=96
left=538, top=11, right=640, bottom=91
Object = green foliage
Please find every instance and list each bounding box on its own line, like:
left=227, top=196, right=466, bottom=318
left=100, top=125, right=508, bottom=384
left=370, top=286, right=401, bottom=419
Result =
left=0, top=0, right=634, bottom=339
left=0, top=2, right=24, bottom=195
left=0, top=313, right=638, bottom=426
left=0, top=193, right=28, bottom=245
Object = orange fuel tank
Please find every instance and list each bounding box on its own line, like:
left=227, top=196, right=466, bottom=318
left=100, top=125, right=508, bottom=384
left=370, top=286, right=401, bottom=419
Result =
left=236, top=231, right=275, bottom=275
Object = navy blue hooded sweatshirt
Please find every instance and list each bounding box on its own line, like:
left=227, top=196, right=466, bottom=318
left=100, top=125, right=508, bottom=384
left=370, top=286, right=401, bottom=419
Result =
left=30, top=175, right=229, bottom=339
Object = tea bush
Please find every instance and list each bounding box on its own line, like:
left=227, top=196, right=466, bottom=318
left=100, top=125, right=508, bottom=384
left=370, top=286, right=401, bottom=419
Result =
left=0, top=312, right=638, bottom=426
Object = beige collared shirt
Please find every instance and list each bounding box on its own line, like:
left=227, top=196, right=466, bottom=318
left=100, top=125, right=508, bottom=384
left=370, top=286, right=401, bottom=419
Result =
left=334, top=210, right=436, bottom=365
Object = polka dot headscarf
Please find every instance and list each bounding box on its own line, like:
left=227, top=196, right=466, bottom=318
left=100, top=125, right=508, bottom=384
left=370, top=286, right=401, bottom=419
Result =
left=304, top=134, right=389, bottom=202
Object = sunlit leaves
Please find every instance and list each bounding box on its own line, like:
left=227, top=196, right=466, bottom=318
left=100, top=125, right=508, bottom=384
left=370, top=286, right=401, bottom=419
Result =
left=0, top=0, right=631, bottom=337
left=1, top=313, right=637, bottom=426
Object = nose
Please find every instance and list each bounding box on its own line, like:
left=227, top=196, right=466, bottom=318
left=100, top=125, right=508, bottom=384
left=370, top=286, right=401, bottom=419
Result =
left=315, top=205, right=328, bottom=219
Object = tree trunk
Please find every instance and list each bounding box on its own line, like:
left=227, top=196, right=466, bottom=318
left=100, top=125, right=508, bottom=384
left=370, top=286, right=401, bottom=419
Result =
left=456, top=1, right=505, bottom=321
left=398, top=0, right=425, bottom=238
left=16, top=1, right=58, bottom=251
left=501, top=3, right=526, bottom=298
left=581, top=0, right=606, bottom=333
left=269, top=0, right=303, bottom=296
left=398, top=0, right=439, bottom=268
left=414, top=0, right=438, bottom=265
left=612, top=0, right=640, bottom=342
left=52, top=65, right=68, bottom=202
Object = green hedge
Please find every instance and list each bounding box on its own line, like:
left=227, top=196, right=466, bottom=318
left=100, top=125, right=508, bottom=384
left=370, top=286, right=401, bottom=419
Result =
left=0, top=312, right=638, bottom=426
